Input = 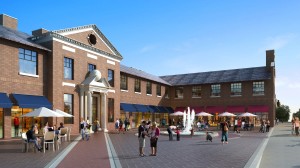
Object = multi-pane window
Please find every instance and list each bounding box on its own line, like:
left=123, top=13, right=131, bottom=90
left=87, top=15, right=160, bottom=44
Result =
left=211, top=84, right=221, bottom=97
left=165, top=87, right=169, bottom=98
left=231, top=83, right=242, bottom=96
left=19, top=48, right=37, bottom=75
left=135, top=78, right=141, bottom=92
left=120, top=74, right=128, bottom=90
left=192, top=86, right=201, bottom=98
left=64, top=94, right=73, bottom=124
left=175, top=87, right=184, bottom=98
left=108, top=69, right=114, bottom=87
left=253, top=81, right=264, bottom=95
left=146, top=81, right=152, bottom=95
left=88, top=64, right=96, bottom=72
left=108, top=98, right=114, bottom=123
left=156, top=84, right=161, bottom=96
left=64, top=57, right=73, bottom=80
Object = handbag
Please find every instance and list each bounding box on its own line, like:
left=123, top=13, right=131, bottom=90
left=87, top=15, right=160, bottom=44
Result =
left=224, top=124, right=228, bottom=131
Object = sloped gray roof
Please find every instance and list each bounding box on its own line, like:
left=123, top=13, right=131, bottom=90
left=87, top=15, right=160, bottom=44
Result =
left=120, top=64, right=170, bottom=85
left=0, top=25, right=50, bottom=51
left=160, top=66, right=271, bottom=86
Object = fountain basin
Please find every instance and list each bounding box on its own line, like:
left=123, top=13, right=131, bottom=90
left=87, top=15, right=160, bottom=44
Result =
left=160, top=131, right=219, bottom=136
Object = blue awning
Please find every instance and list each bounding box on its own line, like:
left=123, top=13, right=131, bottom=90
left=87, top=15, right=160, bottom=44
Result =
left=120, top=103, right=137, bottom=112
left=157, top=106, right=168, bottom=113
left=0, top=93, right=13, bottom=108
left=166, top=107, right=174, bottom=113
left=12, top=94, right=52, bottom=109
left=133, top=104, right=150, bottom=112
left=148, top=105, right=159, bottom=113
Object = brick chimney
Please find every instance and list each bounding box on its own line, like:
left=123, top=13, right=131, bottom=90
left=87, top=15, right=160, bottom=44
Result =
left=0, top=14, right=18, bottom=30
left=32, top=28, right=48, bottom=36
left=266, top=50, right=275, bottom=68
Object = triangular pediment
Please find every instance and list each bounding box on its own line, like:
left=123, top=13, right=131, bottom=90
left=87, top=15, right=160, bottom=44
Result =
left=81, top=70, right=111, bottom=89
left=53, top=25, right=121, bottom=58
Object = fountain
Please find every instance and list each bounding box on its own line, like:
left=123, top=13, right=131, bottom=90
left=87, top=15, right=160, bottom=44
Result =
left=160, top=107, right=219, bottom=136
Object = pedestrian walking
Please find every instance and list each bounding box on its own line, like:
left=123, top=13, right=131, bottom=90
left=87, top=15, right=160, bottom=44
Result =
left=149, top=122, right=160, bottom=156
left=175, top=127, right=180, bottom=141
left=115, top=119, right=119, bottom=133
left=167, top=126, right=173, bottom=141
left=138, top=121, right=147, bottom=157
left=80, top=118, right=87, bottom=140
left=221, top=120, right=229, bottom=144
left=266, top=120, right=270, bottom=132
left=294, top=117, right=299, bottom=136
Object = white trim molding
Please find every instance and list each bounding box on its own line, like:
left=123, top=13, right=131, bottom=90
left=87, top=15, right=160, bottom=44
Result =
left=87, top=53, right=97, bottom=60
left=107, top=60, right=115, bottom=65
left=62, top=45, right=75, bottom=53
left=108, top=89, right=115, bottom=93
left=62, top=82, right=76, bottom=87
left=19, top=72, right=39, bottom=78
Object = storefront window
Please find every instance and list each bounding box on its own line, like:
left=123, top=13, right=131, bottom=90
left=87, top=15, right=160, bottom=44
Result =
left=108, top=98, right=114, bottom=122
left=64, top=94, right=73, bottom=124
left=0, top=108, right=3, bottom=138
left=11, top=106, right=39, bottom=137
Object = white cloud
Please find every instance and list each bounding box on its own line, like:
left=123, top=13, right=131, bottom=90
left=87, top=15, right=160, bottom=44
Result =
left=261, top=34, right=296, bottom=51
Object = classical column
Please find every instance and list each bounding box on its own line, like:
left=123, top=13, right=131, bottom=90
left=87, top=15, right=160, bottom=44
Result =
left=87, top=91, right=93, bottom=123
left=101, top=93, right=108, bottom=132
left=80, top=89, right=84, bottom=119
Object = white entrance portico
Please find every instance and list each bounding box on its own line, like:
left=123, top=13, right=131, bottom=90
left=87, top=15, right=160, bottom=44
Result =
left=79, top=70, right=111, bottom=132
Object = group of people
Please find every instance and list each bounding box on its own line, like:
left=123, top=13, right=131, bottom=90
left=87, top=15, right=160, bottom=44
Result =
left=80, top=118, right=91, bottom=141
left=138, top=120, right=160, bottom=157
left=25, top=121, right=66, bottom=152
left=115, top=118, right=130, bottom=133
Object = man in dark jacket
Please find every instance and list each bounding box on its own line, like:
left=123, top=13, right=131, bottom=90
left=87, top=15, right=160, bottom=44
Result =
left=26, top=125, right=42, bottom=152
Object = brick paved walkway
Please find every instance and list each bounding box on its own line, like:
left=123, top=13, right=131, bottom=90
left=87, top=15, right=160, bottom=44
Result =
left=56, top=132, right=110, bottom=168
left=0, top=128, right=270, bottom=168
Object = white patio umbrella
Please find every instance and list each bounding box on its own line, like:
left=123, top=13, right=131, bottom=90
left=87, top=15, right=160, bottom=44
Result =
left=218, top=112, right=236, bottom=117
left=21, top=107, right=64, bottom=117
left=238, top=112, right=257, bottom=117
left=55, top=109, right=73, bottom=117
left=195, top=112, right=213, bottom=117
left=170, top=111, right=185, bottom=116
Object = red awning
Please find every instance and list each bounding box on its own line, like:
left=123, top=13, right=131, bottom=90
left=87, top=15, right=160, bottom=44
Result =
left=205, top=106, right=225, bottom=114
left=174, top=107, right=186, bottom=112
left=191, top=106, right=204, bottom=113
left=226, top=106, right=246, bottom=113
left=248, top=105, right=269, bottom=112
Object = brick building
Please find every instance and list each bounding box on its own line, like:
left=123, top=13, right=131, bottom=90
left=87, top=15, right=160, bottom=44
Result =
left=0, top=14, right=276, bottom=139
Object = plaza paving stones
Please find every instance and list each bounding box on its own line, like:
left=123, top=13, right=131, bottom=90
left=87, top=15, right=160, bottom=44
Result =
left=0, top=127, right=275, bottom=168
left=109, top=129, right=268, bottom=168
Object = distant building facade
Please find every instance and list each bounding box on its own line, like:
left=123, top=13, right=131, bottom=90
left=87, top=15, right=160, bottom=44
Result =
left=0, top=14, right=275, bottom=139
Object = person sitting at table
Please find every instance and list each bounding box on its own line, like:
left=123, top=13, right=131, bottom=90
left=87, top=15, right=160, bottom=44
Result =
left=26, top=125, right=42, bottom=152
left=58, top=122, right=64, bottom=131
left=43, top=122, right=49, bottom=134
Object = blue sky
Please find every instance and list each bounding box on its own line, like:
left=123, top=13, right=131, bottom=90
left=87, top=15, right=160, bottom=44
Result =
left=1, top=1, right=300, bottom=115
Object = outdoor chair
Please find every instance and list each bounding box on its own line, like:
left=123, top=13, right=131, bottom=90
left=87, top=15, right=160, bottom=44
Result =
left=21, top=132, right=36, bottom=153
left=43, top=131, right=55, bottom=153
left=66, top=127, right=71, bottom=141
left=58, top=127, right=68, bottom=143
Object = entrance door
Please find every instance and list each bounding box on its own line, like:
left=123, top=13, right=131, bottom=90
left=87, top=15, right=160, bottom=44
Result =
left=92, top=96, right=98, bottom=123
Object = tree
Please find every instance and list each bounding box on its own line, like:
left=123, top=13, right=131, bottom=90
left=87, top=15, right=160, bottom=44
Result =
left=276, top=105, right=290, bottom=122
left=293, top=108, right=300, bottom=119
